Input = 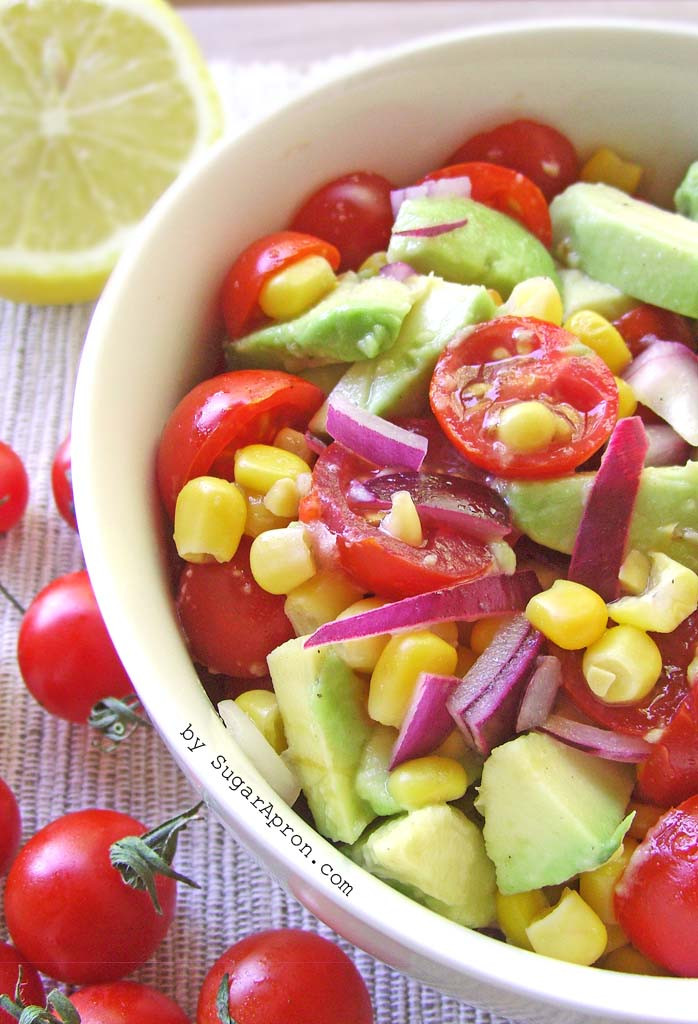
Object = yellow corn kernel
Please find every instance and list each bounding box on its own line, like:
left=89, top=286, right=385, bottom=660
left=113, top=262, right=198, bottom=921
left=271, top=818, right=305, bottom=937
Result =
left=334, top=597, right=390, bottom=673
left=581, top=147, right=643, bottom=194
left=627, top=800, right=664, bottom=841
left=263, top=477, right=300, bottom=519
left=284, top=569, right=364, bottom=637
left=607, top=551, right=698, bottom=634
left=470, top=614, right=515, bottom=655
left=273, top=426, right=315, bottom=465
left=357, top=251, right=388, bottom=277
left=235, top=689, right=287, bottom=754
left=496, top=889, right=549, bottom=950
left=618, top=549, right=651, bottom=596
left=600, top=945, right=669, bottom=976
left=486, top=288, right=504, bottom=307
left=241, top=488, right=291, bottom=538
left=525, top=888, right=608, bottom=966
left=583, top=625, right=662, bottom=704
left=369, top=631, right=458, bottom=728
left=615, top=377, right=638, bottom=419
left=564, top=309, right=632, bottom=375
left=603, top=924, right=629, bottom=956
left=387, top=755, right=468, bottom=809
left=380, top=490, right=423, bottom=547
left=454, top=646, right=478, bottom=675
left=579, top=838, right=638, bottom=924
left=234, top=444, right=311, bottom=496
left=427, top=620, right=458, bottom=648
left=525, top=579, right=608, bottom=650
left=258, top=254, right=336, bottom=320
left=502, top=276, right=563, bottom=326
left=496, top=400, right=559, bottom=454
left=173, top=476, right=247, bottom=564
left=249, top=524, right=316, bottom=595
left=434, top=728, right=469, bottom=761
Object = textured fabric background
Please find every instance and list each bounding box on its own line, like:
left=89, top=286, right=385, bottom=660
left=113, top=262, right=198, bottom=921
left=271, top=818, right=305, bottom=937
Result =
left=0, top=57, right=512, bottom=1023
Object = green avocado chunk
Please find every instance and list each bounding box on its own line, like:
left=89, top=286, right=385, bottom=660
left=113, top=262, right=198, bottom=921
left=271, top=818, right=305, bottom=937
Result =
left=387, top=196, right=559, bottom=298
left=474, top=732, right=634, bottom=894
left=224, top=274, right=414, bottom=372
left=346, top=804, right=496, bottom=928
left=550, top=182, right=698, bottom=317
left=503, top=461, right=698, bottom=573
left=558, top=267, right=636, bottom=322
left=327, top=276, right=497, bottom=417
left=267, top=638, right=375, bottom=844
left=355, top=725, right=404, bottom=817
left=675, top=161, right=698, bottom=220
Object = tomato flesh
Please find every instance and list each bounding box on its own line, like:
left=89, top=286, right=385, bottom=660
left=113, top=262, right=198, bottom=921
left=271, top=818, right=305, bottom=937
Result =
left=613, top=302, right=696, bottom=357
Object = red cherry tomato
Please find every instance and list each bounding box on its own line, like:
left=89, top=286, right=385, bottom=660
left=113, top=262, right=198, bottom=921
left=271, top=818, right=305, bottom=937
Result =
left=614, top=795, right=698, bottom=976
left=289, top=171, right=395, bottom=272
left=69, top=981, right=189, bottom=1024
left=176, top=537, right=294, bottom=677
left=156, top=369, right=324, bottom=521
left=0, top=777, right=21, bottom=876
left=299, top=443, right=496, bottom=599
left=196, top=929, right=374, bottom=1024
left=51, top=434, right=77, bottom=531
left=4, top=809, right=175, bottom=986
left=0, top=442, right=28, bottom=533
left=613, top=302, right=696, bottom=357
left=429, top=316, right=618, bottom=479
left=420, top=161, right=552, bottom=247
left=0, top=941, right=46, bottom=1024
left=636, top=684, right=698, bottom=807
left=17, top=570, right=133, bottom=723
left=447, top=118, right=579, bottom=202
left=221, top=231, right=340, bottom=339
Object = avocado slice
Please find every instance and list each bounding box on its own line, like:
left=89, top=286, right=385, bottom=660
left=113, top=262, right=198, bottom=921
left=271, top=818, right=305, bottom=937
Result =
left=328, top=277, right=497, bottom=417
left=675, top=161, right=698, bottom=220
left=503, top=461, right=698, bottom=572
left=387, top=196, right=559, bottom=298
left=550, top=182, right=698, bottom=317
left=347, top=804, right=496, bottom=928
left=558, top=267, right=636, bottom=322
left=475, top=732, right=634, bottom=894
left=267, top=638, right=375, bottom=844
left=224, top=274, right=414, bottom=372
left=355, top=725, right=404, bottom=817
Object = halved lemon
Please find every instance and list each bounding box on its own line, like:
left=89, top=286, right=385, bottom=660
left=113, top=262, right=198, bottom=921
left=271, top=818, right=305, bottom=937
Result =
left=0, top=0, right=223, bottom=304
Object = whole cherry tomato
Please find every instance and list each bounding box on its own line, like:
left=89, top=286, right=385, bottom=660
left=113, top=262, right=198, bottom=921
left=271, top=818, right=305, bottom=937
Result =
left=0, top=442, right=28, bottom=533
left=0, top=941, right=46, bottom=1024
left=4, top=809, right=176, bottom=985
left=51, top=434, right=77, bottom=530
left=196, top=929, right=374, bottom=1024
left=290, top=171, right=395, bottom=271
left=613, top=302, right=696, bottom=357
left=69, top=981, right=189, bottom=1024
left=17, top=570, right=133, bottom=722
left=0, top=776, right=21, bottom=875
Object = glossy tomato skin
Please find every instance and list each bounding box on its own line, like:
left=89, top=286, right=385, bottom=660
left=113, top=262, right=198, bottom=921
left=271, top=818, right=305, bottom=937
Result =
left=613, top=302, right=696, bottom=357
left=0, top=776, right=21, bottom=876
left=197, top=929, right=373, bottom=1024
left=447, top=118, right=578, bottom=202
left=69, top=981, right=189, bottom=1024
left=4, top=809, right=175, bottom=986
left=17, top=570, right=133, bottom=723
left=430, top=317, right=618, bottom=479
left=0, top=941, right=46, bottom=1024
left=156, top=369, right=324, bottom=521
left=614, top=795, right=698, bottom=976
left=176, top=537, right=294, bottom=677
left=51, top=434, right=77, bottom=531
left=290, top=171, right=395, bottom=271
left=0, top=441, right=29, bottom=533
left=221, top=231, right=340, bottom=339
left=636, top=684, right=698, bottom=807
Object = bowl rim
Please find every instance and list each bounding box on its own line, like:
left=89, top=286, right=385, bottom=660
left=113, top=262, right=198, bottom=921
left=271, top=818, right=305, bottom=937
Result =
left=73, top=15, right=698, bottom=1022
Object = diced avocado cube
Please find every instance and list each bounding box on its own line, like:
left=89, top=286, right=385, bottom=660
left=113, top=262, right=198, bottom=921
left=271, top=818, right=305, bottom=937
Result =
left=675, top=161, right=698, bottom=220
left=355, top=725, right=404, bottom=817
left=558, top=267, right=636, bottom=322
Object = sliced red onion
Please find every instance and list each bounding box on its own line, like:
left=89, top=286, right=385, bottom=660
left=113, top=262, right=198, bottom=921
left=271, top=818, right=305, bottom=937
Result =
left=390, top=175, right=472, bottom=218
left=539, top=714, right=653, bottom=762
left=325, top=395, right=427, bottom=471
left=304, top=430, right=327, bottom=455
left=304, top=570, right=540, bottom=647
left=643, top=422, right=691, bottom=466
left=393, top=218, right=469, bottom=239
left=378, top=261, right=417, bottom=282
left=515, top=655, right=562, bottom=733
left=624, top=340, right=698, bottom=445
left=447, top=616, right=544, bottom=756
left=389, top=672, right=460, bottom=769
left=568, top=416, right=648, bottom=602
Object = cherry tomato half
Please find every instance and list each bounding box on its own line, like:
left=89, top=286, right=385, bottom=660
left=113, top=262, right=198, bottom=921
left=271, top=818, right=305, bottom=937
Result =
left=51, top=434, right=77, bottom=531
left=446, top=118, right=579, bottom=202
left=613, top=302, right=696, bottom=357
left=0, top=777, right=21, bottom=876
left=289, top=171, right=395, bottom=272
left=614, top=794, right=698, bottom=976
left=69, top=981, right=189, bottom=1024
left=0, top=442, right=28, bottom=533
left=299, top=443, right=496, bottom=599
left=156, top=369, right=324, bottom=521
left=196, top=929, right=374, bottom=1024
left=429, top=316, right=618, bottom=479
left=4, top=809, right=176, bottom=986
left=221, top=231, right=340, bottom=339
left=421, top=161, right=552, bottom=247
left=17, top=570, right=133, bottom=723
left=636, top=684, right=698, bottom=807
left=0, top=941, right=46, bottom=1024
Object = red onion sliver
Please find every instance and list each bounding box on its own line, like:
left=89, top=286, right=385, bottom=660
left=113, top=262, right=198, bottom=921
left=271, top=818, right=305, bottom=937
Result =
left=326, top=395, right=427, bottom=471
left=393, top=218, right=469, bottom=239
left=378, top=261, right=417, bottom=282
left=389, top=672, right=460, bottom=769
left=643, top=422, right=691, bottom=467
left=623, top=340, right=698, bottom=445
left=390, top=175, right=472, bottom=218
left=304, top=570, right=540, bottom=647
left=515, top=655, right=562, bottom=733
left=539, top=714, right=653, bottom=762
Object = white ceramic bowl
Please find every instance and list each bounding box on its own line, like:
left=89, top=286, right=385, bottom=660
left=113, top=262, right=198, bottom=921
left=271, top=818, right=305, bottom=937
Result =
left=73, top=19, right=698, bottom=1024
